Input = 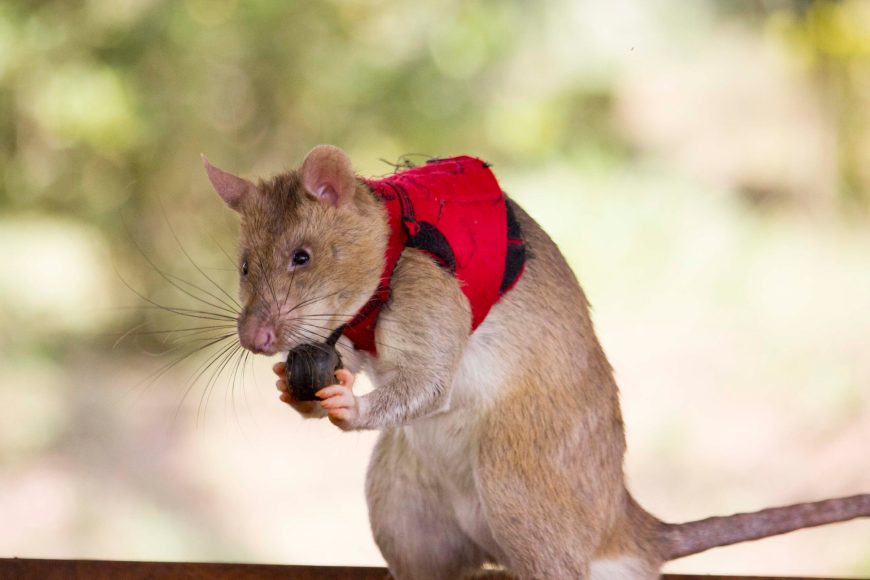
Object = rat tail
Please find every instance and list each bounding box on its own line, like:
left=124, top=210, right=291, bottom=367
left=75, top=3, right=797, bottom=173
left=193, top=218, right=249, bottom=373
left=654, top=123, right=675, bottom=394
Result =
left=660, top=493, right=870, bottom=560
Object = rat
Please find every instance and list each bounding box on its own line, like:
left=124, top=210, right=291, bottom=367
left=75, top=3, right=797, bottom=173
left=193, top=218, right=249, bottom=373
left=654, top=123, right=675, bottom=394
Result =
left=203, top=145, right=870, bottom=579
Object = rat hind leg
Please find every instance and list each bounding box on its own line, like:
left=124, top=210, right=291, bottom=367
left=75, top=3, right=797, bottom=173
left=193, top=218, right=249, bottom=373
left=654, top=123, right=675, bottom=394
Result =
left=474, top=376, right=629, bottom=579
left=366, top=429, right=487, bottom=580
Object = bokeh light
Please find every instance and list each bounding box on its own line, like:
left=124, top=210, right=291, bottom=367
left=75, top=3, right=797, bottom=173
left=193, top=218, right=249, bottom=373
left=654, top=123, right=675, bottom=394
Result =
left=1, top=0, right=869, bottom=576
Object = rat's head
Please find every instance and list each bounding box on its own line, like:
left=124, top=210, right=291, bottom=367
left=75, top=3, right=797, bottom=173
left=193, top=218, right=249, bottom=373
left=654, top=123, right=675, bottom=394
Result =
left=204, top=145, right=387, bottom=355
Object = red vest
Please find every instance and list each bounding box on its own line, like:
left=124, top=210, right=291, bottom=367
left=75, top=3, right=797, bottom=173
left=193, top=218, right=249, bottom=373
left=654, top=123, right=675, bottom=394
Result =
left=342, top=156, right=526, bottom=355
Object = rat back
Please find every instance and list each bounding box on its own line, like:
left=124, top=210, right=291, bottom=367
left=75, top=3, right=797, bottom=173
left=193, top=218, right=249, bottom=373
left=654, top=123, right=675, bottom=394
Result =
left=364, top=197, right=664, bottom=578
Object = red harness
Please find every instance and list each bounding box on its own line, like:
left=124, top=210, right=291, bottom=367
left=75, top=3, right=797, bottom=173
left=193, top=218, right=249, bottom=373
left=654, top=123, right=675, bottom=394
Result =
left=341, top=156, right=526, bottom=355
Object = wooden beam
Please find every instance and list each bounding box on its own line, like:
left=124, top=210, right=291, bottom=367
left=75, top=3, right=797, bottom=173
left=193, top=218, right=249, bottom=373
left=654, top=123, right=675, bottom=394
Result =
left=0, top=558, right=849, bottom=580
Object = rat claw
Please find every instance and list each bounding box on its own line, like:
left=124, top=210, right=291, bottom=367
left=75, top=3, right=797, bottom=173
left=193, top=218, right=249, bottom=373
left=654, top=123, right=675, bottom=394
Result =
left=335, top=368, right=355, bottom=389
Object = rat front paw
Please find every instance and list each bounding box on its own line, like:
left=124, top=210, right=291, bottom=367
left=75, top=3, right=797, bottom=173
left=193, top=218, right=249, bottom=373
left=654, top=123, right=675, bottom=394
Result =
left=316, top=369, right=361, bottom=430
left=273, top=362, right=327, bottom=419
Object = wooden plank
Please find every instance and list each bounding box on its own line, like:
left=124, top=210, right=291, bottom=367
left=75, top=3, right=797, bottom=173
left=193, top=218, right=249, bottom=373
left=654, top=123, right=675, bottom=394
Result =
left=1, top=560, right=387, bottom=580
left=0, top=558, right=852, bottom=580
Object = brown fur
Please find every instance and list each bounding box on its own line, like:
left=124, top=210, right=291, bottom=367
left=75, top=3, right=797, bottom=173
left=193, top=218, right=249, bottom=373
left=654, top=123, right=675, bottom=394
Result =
left=231, top=167, right=388, bottom=357
left=207, top=145, right=870, bottom=580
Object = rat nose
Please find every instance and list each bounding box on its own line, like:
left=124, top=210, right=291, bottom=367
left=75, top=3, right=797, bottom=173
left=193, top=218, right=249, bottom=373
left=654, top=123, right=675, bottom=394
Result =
left=240, top=323, right=276, bottom=354
left=254, top=327, right=275, bottom=353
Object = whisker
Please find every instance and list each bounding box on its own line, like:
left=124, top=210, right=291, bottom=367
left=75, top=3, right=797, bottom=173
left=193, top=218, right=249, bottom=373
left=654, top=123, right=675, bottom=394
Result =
left=111, top=324, right=236, bottom=341
left=159, top=202, right=242, bottom=312
left=149, top=307, right=236, bottom=321
left=294, top=321, right=408, bottom=356
left=244, top=348, right=260, bottom=398
left=253, top=254, right=282, bottom=315
left=199, top=341, right=244, bottom=426
left=216, top=345, right=243, bottom=427
left=286, top=325, right=330, bottom=342
left=293, top=313, right=361, bottom=320
left=293, top=321, right=340, bottom=333
left=278, top=255, right=299, bottom=315
left=162, top=272, right=240, bottom=315
left=174, top=336, right=241, bottom=426
left=127, top=332, right=238, bottom=402
left=287, top=287, right=347, bottom=314
left=114, top=219, right=256, bottom=427
left=285, top=325, right=354, bottom=358
left=227, top=342, right=248, bottom=424
left=107, top=305, right=236, bottom=319
left=120, top=217, right=239, bottom=317
left=207, top=232, right=241, bottom=271
left=114, top=269, right=237, bottom=322
left=112, top=321, right=148, bottom=349
left=165, top=331, right=239, bottom=345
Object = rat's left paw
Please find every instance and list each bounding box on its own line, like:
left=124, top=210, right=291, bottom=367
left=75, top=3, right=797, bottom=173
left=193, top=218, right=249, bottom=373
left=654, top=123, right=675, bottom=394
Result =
left=273, top=361, right=327, bottom=419
left=316, top=369, right=360, bottom=430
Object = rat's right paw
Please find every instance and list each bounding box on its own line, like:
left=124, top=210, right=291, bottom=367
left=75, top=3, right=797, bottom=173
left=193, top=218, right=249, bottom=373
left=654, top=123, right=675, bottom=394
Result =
left=273, top=362, right=327, bottom=419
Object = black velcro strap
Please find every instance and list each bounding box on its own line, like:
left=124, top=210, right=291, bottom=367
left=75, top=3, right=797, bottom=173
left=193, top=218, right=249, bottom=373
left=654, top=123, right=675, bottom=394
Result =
left=500, top=198, right=526, bottom=295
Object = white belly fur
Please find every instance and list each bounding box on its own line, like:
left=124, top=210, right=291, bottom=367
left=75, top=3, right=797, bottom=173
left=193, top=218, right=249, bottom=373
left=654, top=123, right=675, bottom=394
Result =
left=590, top=557, right=652, bottom=580
left=401, top=314, right=512, bottom=559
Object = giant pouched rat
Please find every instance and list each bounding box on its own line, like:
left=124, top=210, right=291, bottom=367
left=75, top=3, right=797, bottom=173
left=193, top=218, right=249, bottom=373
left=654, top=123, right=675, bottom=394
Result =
left=204, top=145, right=869, bottom=579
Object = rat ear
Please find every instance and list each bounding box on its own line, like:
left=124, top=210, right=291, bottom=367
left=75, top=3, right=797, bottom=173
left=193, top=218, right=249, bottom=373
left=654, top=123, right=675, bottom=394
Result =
left=202, top=154, right=254, bottom=212
left=300, top=145, right=357, bottom=208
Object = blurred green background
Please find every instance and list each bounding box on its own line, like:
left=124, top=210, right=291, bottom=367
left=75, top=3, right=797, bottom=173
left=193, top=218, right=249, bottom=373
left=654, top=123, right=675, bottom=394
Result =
left=1, top=0, right=869, bottom=575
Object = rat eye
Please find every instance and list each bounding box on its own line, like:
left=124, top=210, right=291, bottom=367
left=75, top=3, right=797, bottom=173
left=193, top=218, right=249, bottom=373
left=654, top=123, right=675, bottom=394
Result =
left=241, top=258, right=249, bottom=276
left=291, top=249, right=310, bottom=268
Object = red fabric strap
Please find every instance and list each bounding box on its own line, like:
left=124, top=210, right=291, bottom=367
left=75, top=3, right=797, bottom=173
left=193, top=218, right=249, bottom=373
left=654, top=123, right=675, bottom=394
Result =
left=340, top=184, right=407, bottom=355
left=342, top=156, right=515, bottom=355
